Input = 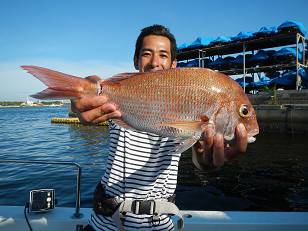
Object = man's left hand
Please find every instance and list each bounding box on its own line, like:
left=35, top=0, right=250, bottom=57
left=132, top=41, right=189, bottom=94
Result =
left=192, top=123, right=248, bottom=168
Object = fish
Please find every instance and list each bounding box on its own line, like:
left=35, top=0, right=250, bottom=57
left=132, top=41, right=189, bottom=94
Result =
left=21, top=65, right=259, bottom=152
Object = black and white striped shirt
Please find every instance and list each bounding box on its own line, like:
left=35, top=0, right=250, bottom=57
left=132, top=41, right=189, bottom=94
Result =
left=90, top=122, right=182, bottom=230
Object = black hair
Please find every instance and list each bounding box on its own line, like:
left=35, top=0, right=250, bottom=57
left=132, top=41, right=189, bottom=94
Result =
left=134, top=24, right=177, bottom=69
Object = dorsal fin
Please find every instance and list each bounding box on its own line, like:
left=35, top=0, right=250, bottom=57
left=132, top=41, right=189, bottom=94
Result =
left=103, top=72, right=143, bottom=84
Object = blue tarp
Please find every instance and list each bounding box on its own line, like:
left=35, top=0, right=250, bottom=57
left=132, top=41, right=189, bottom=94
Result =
left=245, top=69, right=308, bottom=88
left=207, top=57, right=224, bottom=69
left=231, top=31, right=254, bottom=41
left=222, top=56, right=236, bottom=69
left=233, top=55, right=244, bottom=65
left=178, top=21, right=306, bottom=51
left=231, top=54, right=254, bottom=67
left=250, top=50, right=269, bottom=62
left=273, top=47, right=302, bottom=61
left=188, top=37, right=213, bottom=49
left=278, top=20, right=307, bottom=36
left=209, top=36, right=231, bottom=46
left=251, top=75, right=272, bottom=87
left=300, top=68, right=308, bottom=85
left=253, top=26, right=277, bottom=37
left=271, top=71, right=296, bottom=86
left=177, top=59, right=199, bottom=67
left=270, top=69, right=307, bottom=87
left=235, top=76, right=254, bottom=87
left=265, top=71, right=280, bottom=79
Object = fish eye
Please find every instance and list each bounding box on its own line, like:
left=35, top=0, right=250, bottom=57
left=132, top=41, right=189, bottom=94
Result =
left=239, top=104, right=250, bottom=117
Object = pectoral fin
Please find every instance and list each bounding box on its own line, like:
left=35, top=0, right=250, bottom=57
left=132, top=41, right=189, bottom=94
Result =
left=160, top=120, right=206, bottom=133
left=175, top=137, right=200, bottom=153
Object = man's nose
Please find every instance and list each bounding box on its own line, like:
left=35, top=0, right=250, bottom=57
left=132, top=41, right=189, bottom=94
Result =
left=150, top=54, right=160, bottom=67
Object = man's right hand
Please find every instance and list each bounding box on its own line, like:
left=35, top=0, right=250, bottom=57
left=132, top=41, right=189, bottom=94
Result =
left=70, top=75, right=121, bottom=125
left=71, top=96, right=121, bottom=124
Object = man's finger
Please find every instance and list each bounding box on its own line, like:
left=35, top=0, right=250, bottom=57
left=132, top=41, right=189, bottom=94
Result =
left=79, top=103, right=118, bottom=124
left=92, top=111, right=121, bottom=124
left=235, top=123, right=248, bottom=153
left=212, top=134, right=225, bottom=167
left=73, top=95, right=109, bottom=112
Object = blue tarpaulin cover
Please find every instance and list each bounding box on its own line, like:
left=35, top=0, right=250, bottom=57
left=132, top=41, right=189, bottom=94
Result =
left=265, top=71, right=280, bottom=79
left=278, top=20, right=307, bottom=36
left=178, top=21, right=306, bottom=52
left=235, top=76, right=254, bottom=87
left=271, top=71, right=296, bottom=86
left=233, top=54, right=243, bottom=63
left=300, top=68, right=308, bottom=85
left=231, top=31, right=254, bottom=41
left=251, top=75, right=272, bottom=87
left=209, top=36, right=231, bottom=45
left=254, top=26, right=277, bottom=36
left=273, top=47, right=302, bottom=60
left=207, top=57, right=225, bottom=69
left=177, top=59, right=199, bottom=67
left=250, top=50, right=269, bottom=62
left=188, top=37, right=213, bottom=48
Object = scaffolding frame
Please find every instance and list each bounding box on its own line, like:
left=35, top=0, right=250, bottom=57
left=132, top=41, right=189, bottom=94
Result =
left=177, top=33, right=307, bottom=91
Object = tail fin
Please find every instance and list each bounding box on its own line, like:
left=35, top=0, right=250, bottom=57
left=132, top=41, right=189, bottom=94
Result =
left=21, top=65, right=97, bottom=100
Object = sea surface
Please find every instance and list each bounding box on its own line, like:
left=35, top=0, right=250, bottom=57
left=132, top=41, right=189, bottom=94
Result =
left=0, top=106, right=307, bottom=211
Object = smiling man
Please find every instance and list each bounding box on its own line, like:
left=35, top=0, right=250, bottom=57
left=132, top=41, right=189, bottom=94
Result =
left=73, top=25, right=248, bottom=231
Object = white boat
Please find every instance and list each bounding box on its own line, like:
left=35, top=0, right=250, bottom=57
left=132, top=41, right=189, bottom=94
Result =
left=1, top=160, right=307, bottom=231
left=1, top=206, right=308, bottom=231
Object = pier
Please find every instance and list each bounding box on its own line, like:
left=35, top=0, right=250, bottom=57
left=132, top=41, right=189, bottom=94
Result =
left=248, top=90, right=308, bottom=133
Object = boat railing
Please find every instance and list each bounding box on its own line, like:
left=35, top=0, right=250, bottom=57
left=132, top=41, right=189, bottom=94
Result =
left=0, top=159, right=83, bottom=218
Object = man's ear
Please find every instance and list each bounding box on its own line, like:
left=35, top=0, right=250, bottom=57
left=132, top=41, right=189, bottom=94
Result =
left=134, top=56, right=139, bottom=70
left=171, top=59, right=177, bottom=69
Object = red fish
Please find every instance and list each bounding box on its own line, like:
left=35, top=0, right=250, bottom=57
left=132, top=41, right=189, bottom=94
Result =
left=22, top=65, right=259, bottom=151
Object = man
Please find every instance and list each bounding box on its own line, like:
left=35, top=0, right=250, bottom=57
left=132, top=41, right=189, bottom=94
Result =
left=73, top=25, right=248, bottom=230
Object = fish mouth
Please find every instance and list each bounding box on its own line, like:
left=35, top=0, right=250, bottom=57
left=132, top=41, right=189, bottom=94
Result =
left=247, top=128, right=259, bottom=144
left=224, top=129, right=259, bottom=144
left=224, top=135, right=257, bottom=145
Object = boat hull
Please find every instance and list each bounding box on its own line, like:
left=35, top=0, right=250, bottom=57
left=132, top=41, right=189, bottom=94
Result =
left=1, top=206, right=308, bottom=231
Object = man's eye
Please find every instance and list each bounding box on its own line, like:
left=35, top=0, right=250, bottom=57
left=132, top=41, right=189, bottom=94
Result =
left=142, top=53, right=151, bottom=57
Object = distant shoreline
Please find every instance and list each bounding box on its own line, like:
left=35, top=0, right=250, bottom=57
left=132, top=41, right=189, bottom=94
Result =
left=0, top=105, right=21, bottom=108
left=0, top=101, right=67, bottom=108
left=0, top=104, right=66, bottom=108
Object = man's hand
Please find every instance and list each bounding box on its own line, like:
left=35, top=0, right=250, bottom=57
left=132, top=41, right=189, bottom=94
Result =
left=70, top=76, right=121, bottom=124
left=192, top=123, right=248, bottom=169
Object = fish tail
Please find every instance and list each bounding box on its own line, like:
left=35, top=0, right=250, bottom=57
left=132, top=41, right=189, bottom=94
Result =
left=21, top=65, right=98, bottom=100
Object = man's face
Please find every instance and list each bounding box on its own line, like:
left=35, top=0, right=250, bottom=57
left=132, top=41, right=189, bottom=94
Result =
left=136, top=35, right=177, bottom=73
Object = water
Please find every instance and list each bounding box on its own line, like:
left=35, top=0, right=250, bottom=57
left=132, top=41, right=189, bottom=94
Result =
left=0, top=106, right=307, bottom=211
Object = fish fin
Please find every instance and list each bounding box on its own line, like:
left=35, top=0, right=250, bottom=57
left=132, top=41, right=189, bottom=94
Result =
left=21, top=65, right=96, bottom=100
left=103, top=72, right=143, bottom=84
left=31, top=88, right=82, bottom=100
left=175, top=137, right=200, bottom=153
left=160, top=120, right=206, bottom=133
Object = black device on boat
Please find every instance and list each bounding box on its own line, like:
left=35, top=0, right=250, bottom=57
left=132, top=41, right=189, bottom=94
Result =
left=29, top=189, right=55, bottom=212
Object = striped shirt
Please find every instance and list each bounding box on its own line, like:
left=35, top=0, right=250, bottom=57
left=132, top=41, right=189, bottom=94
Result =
left=89, top=121, right=182, bottom=230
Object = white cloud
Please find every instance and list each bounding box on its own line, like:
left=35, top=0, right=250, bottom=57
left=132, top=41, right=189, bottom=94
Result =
left=0, top=58, right=134, bottom=101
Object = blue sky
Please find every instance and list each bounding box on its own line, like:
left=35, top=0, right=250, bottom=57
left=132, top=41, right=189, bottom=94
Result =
left=1, top=0, right=308, bottom=101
